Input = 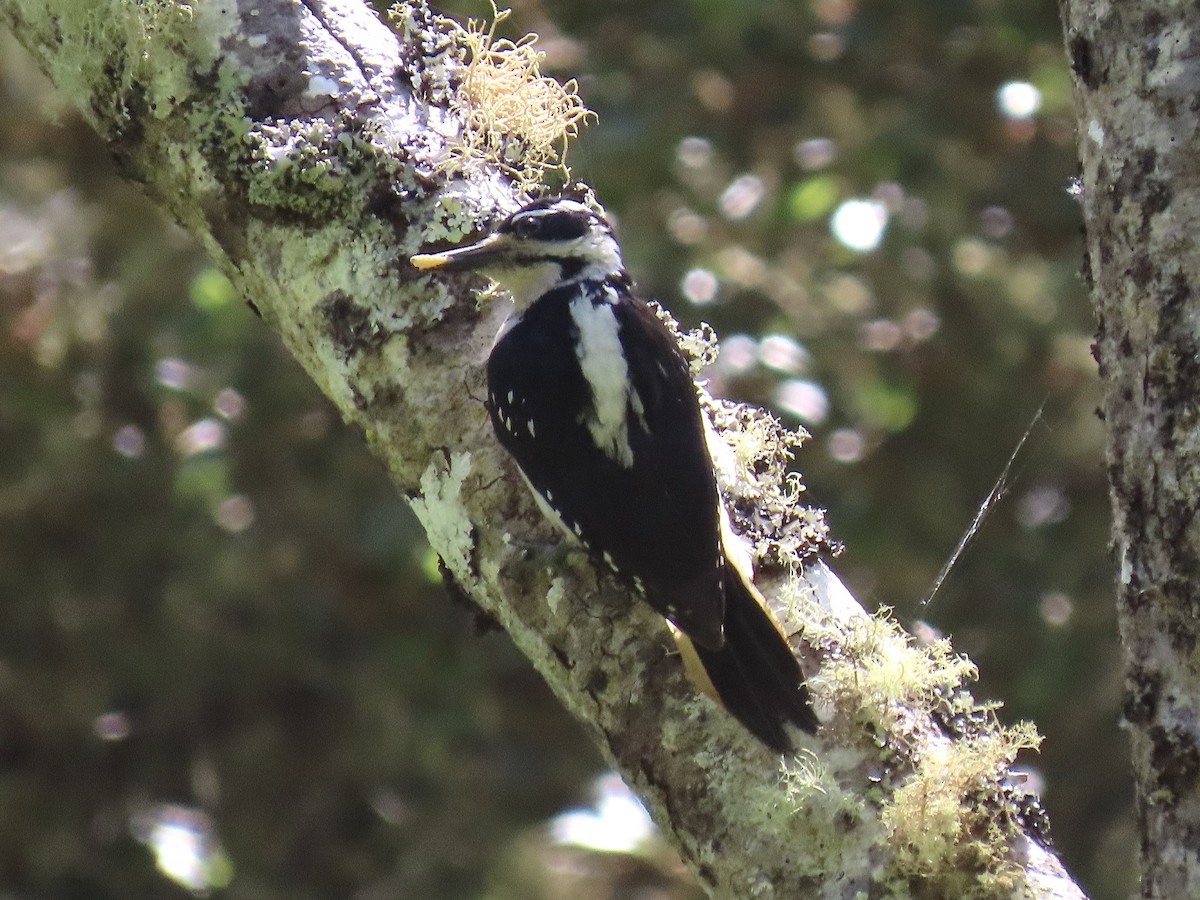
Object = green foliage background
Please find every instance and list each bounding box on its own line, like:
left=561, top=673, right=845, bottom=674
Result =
left=0, top=0, right=1126, bottom=897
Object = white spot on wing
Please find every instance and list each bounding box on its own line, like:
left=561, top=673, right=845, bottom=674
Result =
left=570, top=293, right=639, bottom=467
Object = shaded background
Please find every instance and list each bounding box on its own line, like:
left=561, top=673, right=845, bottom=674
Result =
left=0, top=0, right=1125, bottom=897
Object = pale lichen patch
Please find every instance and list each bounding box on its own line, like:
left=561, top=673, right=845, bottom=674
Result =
left=380, top=332, right=412, bottom=380
left=545, top=577, right=567, bottom=615
left=242, top=117, right=376, bottom=220
left=425, top=190, right=497, bottom=244
left=771, top=748, right=878, bottom=883
left=238, top=184, right=447, bottom=410
left=409, top=451, right=477, bottom=580
left=779, top=748, right=834, bottom=807
left=471, top=552, right=506, bottom=635
left=193, top=0, right=241, bottom=59
left=22, top=0, right=199, bottom=135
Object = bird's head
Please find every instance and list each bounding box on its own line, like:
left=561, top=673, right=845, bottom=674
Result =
left=411, top=198, right=625, bottom=306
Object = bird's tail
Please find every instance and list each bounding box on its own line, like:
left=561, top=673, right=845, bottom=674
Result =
left=674, top=565, right=817, bottom=752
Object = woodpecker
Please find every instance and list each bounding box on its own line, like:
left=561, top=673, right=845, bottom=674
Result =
left=412, top=197, right=817, bottom=751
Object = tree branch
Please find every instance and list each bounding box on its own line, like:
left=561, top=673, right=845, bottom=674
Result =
left=1061, top=1, right=1200, bottom=895
left=0, top=0, right=1087, bottom=895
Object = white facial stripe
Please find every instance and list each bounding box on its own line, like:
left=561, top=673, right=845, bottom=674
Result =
left=569, top=294, right=639, bottom=468
left=574, top=228, right=623, bottom=280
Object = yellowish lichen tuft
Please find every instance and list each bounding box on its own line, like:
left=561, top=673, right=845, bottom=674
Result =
left=779, top=748, right=833, bottom=807
left=811, top=606, right=979, bottom=731
left=802, top=604, right=1045, bottom=894
left=882, top=724, right=1042, bottom=896
left=440, top=2, right=594, bottom=191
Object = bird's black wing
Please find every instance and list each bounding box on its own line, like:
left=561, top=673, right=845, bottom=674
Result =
left=487, top=281, right=726, bottom=649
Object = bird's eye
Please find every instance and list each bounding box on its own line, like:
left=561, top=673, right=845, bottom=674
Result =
left=512, top=215, right=541, bottom=239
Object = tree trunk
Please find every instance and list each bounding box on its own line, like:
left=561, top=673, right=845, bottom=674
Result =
left=0, top=0, right=1085, bottom=895
left=1060, top=1, right=1200, bottom=895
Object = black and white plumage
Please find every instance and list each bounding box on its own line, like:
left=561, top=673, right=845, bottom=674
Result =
left=412, top=198, right=817, bottom=751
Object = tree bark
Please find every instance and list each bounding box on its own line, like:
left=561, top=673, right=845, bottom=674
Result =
left=1061, top=1, right=1200, bottom=896
left=1, top=0, right=1086, bottom=895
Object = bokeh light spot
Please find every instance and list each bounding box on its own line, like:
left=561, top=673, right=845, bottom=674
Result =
left=155, top=357, right=194, bottom=391
left=692, top=69, right=734, bottom=112
left=997, top=81, right=1042, bottom=119
left=759, top=334, right=810, bottom=375
left=827, top=428, right=865, bottom=463
left=681, top=268, right=719, bottom=305
left=860, top=319, right=903, bottom=352
left=793, top=137, right=838, bottom=171
left=675, top=136, right=713, bottom=170
left=715, top=334, right=758, bottom=377
left=93, top=711, right=131, bottom=742
left=189, top=268, right=235, bottom=311
left=215, top=494, right=255, bottom=533
left=775, top=379, right=829, bottom=425
left=1018, top=483, right=1071, bottom=528
left=213, top=387, right=246, bottom=421
left=856, top=381, right=917, bottom=432
left=551, top=773, right=656, bottom=854
left=904, top=308, right=941, bottom=341
left=667, top=207, right=708, bottom=245
left=952, top=238, right=994, bottom=276
left=1039, top=592, right=1074, bottom=627
left=788, top=175, right=840, bottom=222
left=719, top=174, right=765, bottom=220
left=175, top=418, right=225, bottom=456
left=132, top=804, right=233, bottom=893
left=808, top=32, right=844, bottom=61
left=830, top=199, right=888, bottom=252
left=112, top=424, right=146, bottom=459
left=980, top=205, right=1014, bottom=239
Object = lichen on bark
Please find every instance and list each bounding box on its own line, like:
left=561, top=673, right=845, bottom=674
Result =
left=1061, top=1, right=1200, bottom=894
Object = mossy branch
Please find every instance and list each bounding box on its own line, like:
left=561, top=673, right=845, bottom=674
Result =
left=0, top=0, right=1086, bottom=896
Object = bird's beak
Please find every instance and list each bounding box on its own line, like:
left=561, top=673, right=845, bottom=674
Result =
left=410, top=232, right=508, bottom=272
